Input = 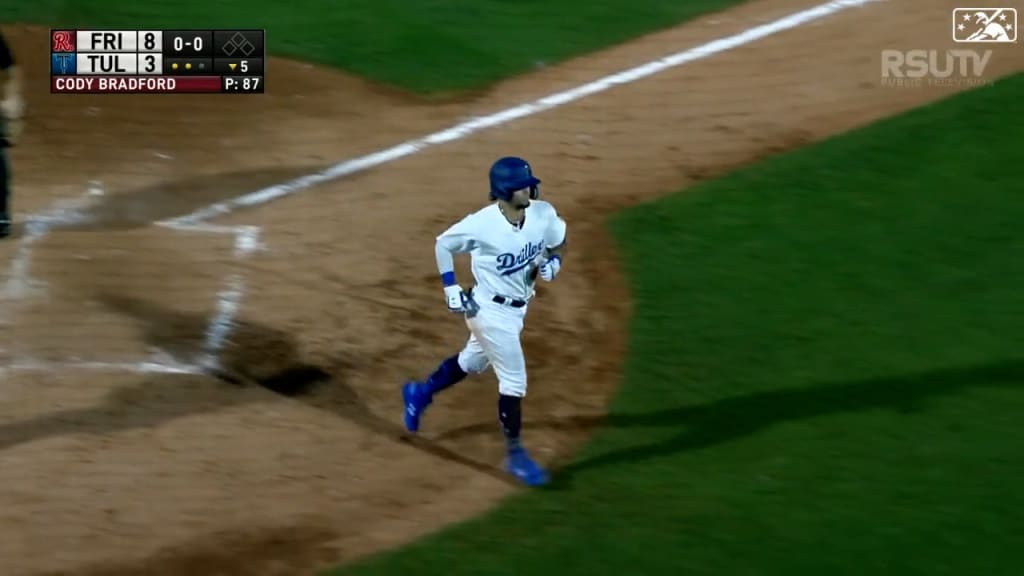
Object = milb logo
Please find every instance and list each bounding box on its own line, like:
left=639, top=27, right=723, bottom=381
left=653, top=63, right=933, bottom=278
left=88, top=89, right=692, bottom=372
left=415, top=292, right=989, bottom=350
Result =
left=953, top=8, right=1017, bottom=42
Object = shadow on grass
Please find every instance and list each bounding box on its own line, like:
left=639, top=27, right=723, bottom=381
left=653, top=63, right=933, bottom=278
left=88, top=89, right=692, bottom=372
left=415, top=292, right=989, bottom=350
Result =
left=434, top=359, right=1024, bottom=489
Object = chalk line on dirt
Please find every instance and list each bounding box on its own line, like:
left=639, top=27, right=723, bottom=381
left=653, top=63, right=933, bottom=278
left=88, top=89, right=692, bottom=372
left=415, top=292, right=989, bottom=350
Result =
left=196, top=227, right=262, bottom=371
left=1, top=221, right=49, bottom=303
left=155, top=217, right=264, bottom=372
left=2, top=191, right=99, bottom=302
left=4, top=0, right=880, bottom=378
left=0, top=189, right=260, bottom=377
left=0, top=356, right=206, bottom=376
left=161, top=0, right=880, bottom=227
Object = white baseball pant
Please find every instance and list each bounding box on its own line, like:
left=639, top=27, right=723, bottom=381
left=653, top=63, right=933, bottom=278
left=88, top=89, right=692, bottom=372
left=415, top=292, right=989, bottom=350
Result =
left=456, top=296, right=528, bottom=397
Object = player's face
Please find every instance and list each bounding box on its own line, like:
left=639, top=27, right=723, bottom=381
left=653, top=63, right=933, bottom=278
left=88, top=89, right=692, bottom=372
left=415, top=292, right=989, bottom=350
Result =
left=511, top=187, right=531, bottom=208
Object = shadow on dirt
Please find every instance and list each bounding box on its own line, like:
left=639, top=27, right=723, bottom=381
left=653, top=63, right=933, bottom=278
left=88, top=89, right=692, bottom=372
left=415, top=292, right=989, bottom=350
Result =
left=29, top=165, right=344, bottom=232
left=0, top=293, right=516, bottom=483
left=38, top=523, right=342, bottom=576
left=95, top=294, right=520, bottom=482
left=0, top=292, right=330, bottom=452
left=432, top=359, right=1024, bottom=490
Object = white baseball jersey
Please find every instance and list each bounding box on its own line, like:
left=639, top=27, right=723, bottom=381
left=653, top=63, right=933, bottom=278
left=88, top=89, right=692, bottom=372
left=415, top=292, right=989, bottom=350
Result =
left=435, top=199, right=566, bottom=397
left=436, top=199, right=566, bottom=301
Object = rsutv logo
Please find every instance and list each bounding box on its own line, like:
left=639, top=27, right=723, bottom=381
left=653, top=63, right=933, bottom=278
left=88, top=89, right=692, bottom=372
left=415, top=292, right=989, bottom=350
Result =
left=880, top=49, right=994, bottom=87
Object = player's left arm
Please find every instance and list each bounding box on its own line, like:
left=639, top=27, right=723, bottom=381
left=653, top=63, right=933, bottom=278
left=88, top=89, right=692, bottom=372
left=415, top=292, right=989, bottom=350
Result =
left=547, top=235, right=566, bottom=258
left=538, top=210, right=567, bottom=282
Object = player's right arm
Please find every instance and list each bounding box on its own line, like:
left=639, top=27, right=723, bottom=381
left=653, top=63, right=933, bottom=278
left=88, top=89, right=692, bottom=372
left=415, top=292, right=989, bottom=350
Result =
left=435, top=215, right=480, bottom=311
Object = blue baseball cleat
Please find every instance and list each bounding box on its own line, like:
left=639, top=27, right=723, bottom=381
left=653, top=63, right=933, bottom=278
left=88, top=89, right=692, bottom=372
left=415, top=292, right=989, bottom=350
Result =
left=504, top=446, right=549, bottom=486
left=402, top=381, right=431, bottom=433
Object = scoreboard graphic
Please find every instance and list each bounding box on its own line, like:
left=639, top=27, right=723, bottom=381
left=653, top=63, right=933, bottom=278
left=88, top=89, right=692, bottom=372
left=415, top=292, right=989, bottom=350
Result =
left=50, top=29, right=265, bottom=94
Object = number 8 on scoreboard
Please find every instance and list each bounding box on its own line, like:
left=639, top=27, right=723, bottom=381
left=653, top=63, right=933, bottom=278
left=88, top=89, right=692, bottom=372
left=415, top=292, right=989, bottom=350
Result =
left=141, top=31, right=161, bottom=51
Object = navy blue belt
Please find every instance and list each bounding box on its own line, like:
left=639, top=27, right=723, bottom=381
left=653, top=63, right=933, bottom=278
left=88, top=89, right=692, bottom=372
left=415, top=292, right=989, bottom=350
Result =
left=491, top=295, right=527, bottom=308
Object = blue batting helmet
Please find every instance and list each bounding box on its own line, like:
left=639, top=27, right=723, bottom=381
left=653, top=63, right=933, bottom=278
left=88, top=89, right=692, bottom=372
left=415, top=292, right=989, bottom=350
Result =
left=489, top=156, right=541, bottom=201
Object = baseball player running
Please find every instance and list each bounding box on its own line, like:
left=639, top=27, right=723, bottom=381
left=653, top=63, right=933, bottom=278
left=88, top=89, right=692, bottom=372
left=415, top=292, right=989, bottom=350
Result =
left=402, top=156, right=567, bottom=486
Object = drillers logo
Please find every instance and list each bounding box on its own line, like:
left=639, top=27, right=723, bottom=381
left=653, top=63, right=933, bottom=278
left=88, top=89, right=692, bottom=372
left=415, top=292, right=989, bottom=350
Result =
left=51, top=53, right=76, bottom=75
left=496, top=240, right=545, bottom=275
left=953, top=8, right=1017, bottom=42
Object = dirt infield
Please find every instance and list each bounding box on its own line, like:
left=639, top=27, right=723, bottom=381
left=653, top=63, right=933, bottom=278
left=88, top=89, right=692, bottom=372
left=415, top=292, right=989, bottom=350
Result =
left=1, top=1, right=1020, bottom=574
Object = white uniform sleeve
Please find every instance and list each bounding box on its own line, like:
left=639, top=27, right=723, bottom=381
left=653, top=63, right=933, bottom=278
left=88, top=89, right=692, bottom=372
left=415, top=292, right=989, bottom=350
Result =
left=544, top=207, right=567, bottom=249
left=435, top=214, right=479, bottom=278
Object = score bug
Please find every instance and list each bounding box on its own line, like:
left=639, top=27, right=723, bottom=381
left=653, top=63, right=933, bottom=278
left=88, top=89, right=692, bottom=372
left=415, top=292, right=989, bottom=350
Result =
left=49, top=28, right=265, bottom=94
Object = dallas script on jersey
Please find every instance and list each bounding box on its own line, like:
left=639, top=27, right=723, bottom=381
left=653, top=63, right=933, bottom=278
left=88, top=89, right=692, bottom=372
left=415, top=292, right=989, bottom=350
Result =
left=496, top=240, right=546, bottom=276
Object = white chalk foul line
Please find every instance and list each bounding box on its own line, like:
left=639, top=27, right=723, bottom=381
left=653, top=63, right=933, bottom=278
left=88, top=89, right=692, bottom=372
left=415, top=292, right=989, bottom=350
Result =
left=0, top=190, right=216, bottom=377
left=1, top=193, right=261, bottom=378
left=1, top=221, right=50, bottom=302
left=155, top=222, right=265, bottom=257
left=197, top=226, right=262, bottom=369
left=1, top=357, right=206, bottom=376
left=198, top=272, right=246, bottom=370
left=150, top=222, right=262, bottom=371
left=160, top=0, right=879, bottom=227
left=2, top=191, right=101, bottom=303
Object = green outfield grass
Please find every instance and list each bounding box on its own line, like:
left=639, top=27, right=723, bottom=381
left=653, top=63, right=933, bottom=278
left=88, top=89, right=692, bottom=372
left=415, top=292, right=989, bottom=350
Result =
left=5, top=0, right=746, bottom=93
left=327, top=74, right=1024, bottom=575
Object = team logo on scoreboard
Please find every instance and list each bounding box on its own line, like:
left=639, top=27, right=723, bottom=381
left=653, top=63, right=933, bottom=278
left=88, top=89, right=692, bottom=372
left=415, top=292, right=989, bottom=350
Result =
left=51, top=53, right=76, bottom=75
left=51, top=30, right=76, bottom=52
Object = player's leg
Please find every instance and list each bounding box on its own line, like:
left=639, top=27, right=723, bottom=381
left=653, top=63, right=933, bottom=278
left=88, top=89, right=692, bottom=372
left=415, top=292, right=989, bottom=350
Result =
left=401, top=320, right=490, bottom=433
left=0, top=147, right=10, bottom=238
left=474, top=313, right=549, bottom=486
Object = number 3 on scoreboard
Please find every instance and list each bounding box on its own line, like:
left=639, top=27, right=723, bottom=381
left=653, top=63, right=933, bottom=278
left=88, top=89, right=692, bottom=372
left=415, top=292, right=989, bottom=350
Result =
left=139, top=53, right=163, bottom=75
